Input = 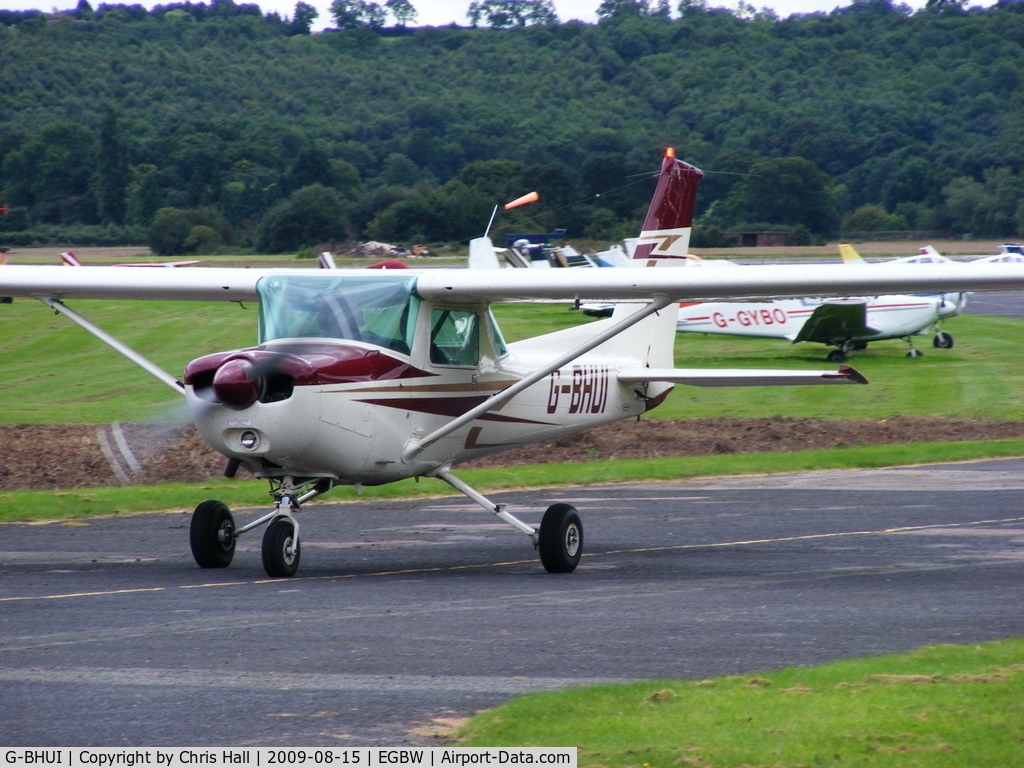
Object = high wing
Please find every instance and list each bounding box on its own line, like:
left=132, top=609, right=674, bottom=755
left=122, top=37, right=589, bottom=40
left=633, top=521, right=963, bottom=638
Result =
left=4, top=260, right=1024, bottom=305
left=792, top=301, right=878, bottom=345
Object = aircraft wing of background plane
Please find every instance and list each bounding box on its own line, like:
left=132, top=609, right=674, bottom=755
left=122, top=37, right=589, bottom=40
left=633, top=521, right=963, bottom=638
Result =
left=792, top=300, right=878, bottom=344
left=61, top=251, right=201, bottom=267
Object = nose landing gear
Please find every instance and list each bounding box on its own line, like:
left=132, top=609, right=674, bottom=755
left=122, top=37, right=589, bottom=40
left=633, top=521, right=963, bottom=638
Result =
left=189, top=477, right=328, bottom=578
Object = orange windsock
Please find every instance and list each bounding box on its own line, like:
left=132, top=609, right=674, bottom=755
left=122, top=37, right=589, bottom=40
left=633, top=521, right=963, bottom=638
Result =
left=504, top=191, right=539, bottom=210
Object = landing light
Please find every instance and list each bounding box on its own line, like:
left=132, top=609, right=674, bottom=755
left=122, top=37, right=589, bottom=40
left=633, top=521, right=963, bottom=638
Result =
left=240, top=430, right=260, bottom=450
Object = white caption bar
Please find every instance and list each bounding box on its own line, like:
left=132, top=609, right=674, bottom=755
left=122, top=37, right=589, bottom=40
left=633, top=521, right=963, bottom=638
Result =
left=2, top=750, right=576, bottom=768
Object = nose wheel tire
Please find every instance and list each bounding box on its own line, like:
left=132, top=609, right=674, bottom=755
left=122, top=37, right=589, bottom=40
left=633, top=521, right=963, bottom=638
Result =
left=262, top=517, right=301, bottom=577
left=538, top=503, right=583, bottom=573
left=190, top=500, right=236, bottom=568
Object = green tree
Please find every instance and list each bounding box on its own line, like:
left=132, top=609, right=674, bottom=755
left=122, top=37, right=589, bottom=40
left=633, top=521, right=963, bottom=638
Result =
left=330, top=0, right=385, bottom=29
left=256, top=184, right=350, bottom=253
left=289, top=1, right=318, bottom=33
left=96, top=107, right=128, bottom=226
left=719, top=157, right=840, bottom=236
left=468, top=0, right=558, bottom=28
left=385, top=0, right=416, bottom=26
left=148, top=207, right=232, bottom=255
left=2, top=122, right=97, bottom=224
left=126, top=164, right=165, bottom=228
left=597, top=0, right=649, bottom=19
left=284, top=146, right=334, bottom=194
left=842, top=205, right=888, bottom=231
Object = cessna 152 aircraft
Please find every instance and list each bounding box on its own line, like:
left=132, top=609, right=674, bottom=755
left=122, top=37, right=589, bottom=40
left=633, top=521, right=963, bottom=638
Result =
left=4, top=149, right=1024, bottom=578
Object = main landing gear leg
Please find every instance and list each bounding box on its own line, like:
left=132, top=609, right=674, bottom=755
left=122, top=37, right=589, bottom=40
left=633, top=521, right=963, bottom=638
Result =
left=905, top=337, right=924, bottom=358
left=433, top=469, right=583, bottom=573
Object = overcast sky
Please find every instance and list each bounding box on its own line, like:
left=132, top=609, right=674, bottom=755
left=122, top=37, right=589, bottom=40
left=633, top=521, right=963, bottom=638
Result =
left=2, top=0, right=994, bottom=30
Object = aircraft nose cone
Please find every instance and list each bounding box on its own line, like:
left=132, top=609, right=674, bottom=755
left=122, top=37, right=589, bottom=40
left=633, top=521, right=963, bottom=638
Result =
left=212, top=358, right=261, bottom=409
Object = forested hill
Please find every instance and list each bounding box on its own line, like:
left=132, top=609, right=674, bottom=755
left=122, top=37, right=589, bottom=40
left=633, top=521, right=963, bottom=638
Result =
left=1, top=0, right=1023, bottom=255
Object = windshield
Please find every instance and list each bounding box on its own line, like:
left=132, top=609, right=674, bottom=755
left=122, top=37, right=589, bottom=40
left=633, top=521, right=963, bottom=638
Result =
left=258, top=274, right=420, bottom=355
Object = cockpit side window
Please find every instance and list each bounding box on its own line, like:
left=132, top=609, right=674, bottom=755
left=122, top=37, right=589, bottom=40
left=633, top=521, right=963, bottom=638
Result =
left=258, top=274, right=419, bottom=355
left=430, top=309, right=479, bottom=367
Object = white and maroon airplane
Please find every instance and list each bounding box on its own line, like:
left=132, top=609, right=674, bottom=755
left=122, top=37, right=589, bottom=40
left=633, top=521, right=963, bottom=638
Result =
left=4, top=149, right=1024, bottom=578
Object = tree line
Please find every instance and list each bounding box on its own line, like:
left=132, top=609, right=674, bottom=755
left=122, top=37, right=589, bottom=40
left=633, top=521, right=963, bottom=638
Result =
left=1, top=0, right=1022, bottom=255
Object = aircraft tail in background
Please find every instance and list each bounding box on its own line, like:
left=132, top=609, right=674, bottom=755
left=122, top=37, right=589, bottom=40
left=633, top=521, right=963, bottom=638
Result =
left=838, top=243, right=867, bottom=264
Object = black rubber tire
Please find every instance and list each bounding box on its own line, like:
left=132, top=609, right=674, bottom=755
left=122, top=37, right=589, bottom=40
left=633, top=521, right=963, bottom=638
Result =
left=538, top=503, right=583, bottom=574
left=933, top=332, right=954, bottom=349
left=190, top=500, right=235, bottom=568
left=262, top=517, right=300, bottom=578
left=907, top=348, right=924, bottom=358
left=826, top=349, right=847, bottom=363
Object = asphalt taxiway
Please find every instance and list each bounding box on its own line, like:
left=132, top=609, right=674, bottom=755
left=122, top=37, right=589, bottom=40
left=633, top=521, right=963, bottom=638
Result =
left=2, top=459, right=1023, bottom=745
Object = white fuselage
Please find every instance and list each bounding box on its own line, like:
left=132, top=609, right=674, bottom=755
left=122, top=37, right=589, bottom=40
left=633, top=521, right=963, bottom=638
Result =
left=675, top=294, right=950, bottom=342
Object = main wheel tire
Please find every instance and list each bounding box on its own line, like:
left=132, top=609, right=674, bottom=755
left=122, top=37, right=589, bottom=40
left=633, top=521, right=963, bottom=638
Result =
left=933, top=332, right=954, bottom=349
left=538, top=503, right=583, bottom=574
left=826, top=349, right=847, bottom=363
left=262, top=517, right=300, bottom=578
left=190, top=500, right=235, bottom=568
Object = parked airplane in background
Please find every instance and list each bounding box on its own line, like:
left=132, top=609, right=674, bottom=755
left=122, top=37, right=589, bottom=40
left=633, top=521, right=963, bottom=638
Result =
left=60, top=251, right=200, bottom=268
left=673, top=243, right=976, bottom=360
left=676, top=292, right=962, bottom=361
left=918, top=243, right=1024, bottom=264
left=4, top=150, right=1024, bottom=579
left=468, top=233, right=633, bottom=270
left=840, top=242, right=1024, bottom=266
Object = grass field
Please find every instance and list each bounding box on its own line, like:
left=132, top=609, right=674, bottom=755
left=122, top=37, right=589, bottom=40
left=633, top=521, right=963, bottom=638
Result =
left=458, top=639, right=1024, bottom=767
left=1, top=298, right=1022, bottom=423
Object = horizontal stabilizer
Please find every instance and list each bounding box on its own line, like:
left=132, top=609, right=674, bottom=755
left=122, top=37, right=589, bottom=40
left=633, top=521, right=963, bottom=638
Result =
left=617, top=364, right=867, bottom=387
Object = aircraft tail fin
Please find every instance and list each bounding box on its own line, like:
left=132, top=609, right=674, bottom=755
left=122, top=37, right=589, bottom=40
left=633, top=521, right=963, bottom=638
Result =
left=468, top=236, right=502, bottom=270
left=838, top=243, right=866, bottom=264
left=604, top=149, right=704, bottom=373
left=629, top=148, right=704, bottom=266
left=60, top=251, right=83, bottom=267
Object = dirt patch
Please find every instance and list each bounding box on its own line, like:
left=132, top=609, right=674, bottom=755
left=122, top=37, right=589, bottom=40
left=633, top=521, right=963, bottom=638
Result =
left=3, top=417, right=1022, bottom=491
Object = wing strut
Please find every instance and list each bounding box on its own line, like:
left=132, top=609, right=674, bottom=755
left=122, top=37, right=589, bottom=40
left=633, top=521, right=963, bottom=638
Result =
left=401, top=295, right=676, bottom=463
left=40, top=297, right=185, bottom=395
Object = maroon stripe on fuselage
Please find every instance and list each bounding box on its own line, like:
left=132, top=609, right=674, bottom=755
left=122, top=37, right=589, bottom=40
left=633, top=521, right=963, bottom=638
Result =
left=356, top=396, right=554, bottom=425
